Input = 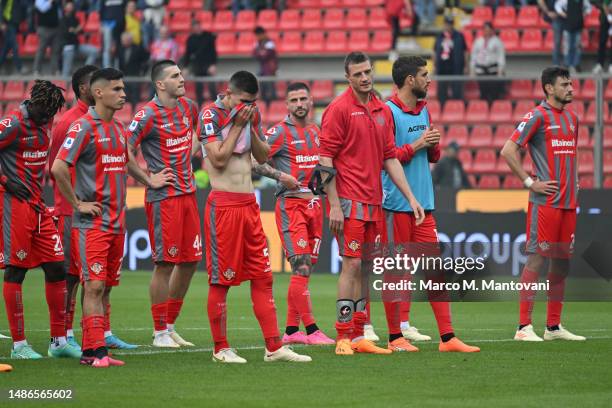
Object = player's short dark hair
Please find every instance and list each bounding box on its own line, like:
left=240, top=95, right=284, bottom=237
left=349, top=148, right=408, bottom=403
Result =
left=229, top=71, right=259, bottom=95
left=541, top=66, right=570, bottom=96
left=254, top=26, right=265, bottom=35
left=72, top=65, right=98, bottom=99
left=392, top=56, right=427, bottom=88
left=151, top=59, right=177, bottom=83
left=90, top=68, right=124, bottom=87
left=344, top=51, right=371, bottom=74
left=286, top=82, right=310, bottom=96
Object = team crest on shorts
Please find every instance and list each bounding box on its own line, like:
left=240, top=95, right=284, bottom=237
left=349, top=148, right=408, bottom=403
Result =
left=90, top=263, right=103, bottom=274
left=223, top=268, right=236, bottom=281
left=15, top=250, right=27, bottom=261
left=297, top=238, right=308, bottom=249
left=168, top=246, right=179, bottom=257
left=539, top=241, right=550, bottom=251
left=348, top=240, right=360, bottom=252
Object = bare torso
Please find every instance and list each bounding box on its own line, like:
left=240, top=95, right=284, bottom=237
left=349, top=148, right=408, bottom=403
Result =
left=205, top=152, right=254, bottom=193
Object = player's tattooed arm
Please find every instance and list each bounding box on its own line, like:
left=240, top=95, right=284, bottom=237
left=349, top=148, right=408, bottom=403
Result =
left=251, top=157, right=300, bottom=189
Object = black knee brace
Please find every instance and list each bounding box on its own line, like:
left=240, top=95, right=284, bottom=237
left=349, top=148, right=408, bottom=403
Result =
left=41, top=262, right=66, bottom=283
left=3, top=266, right=27, bottom=284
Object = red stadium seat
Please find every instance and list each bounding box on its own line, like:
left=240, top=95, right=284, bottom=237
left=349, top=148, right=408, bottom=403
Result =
left=303, top=31, right=324, bottom=53
left=471, top=148, right=497, bottom=173
left=468, top=125, right=493, bottom=148
left=585, top=102, right=610, bottom=125
left=508, top=79, right=533, bottom=99
left=2, top=81, right=25, bottom=100
left=531, top=80, right=543, bottom=99
left=325, top=30, right=347, bottom=53
left=22, top=34, right=39, bottom=56
left=489, top=100, right=512, bottom=123
left=513, top=100, right=536, bottom=123
left=516, top=6, right=540, bottom=28
left=367, top=8, right=390, bottom=29
left=298, top=0, right=320, bottom=6
left=342, top=0, right=364, bottom=6
left=427, top=100, right=440, bottom=120
left=577, top=126, right=592, bottom=149
left=585, top=7, right=600, bottom=28
left=465, top=100, right=489, bottom=123
left=311, top=80, right=333, bottom=100
left=235, top=10, right=256, bottom=31
left=502, top=176, right=523, bottom=189
left=499, top=30, right=519, bottom=52
left=445, top=125, right=469, bottom=146
left=570, top=100, right=585, bottom=119
left=580, top=175, right=594, bottom=189
left=323, top=8, right=345, bottom=29
left=167, top=0, right=190, bottom=11
left=169, top=11, right=191, bottom=32
left=495, top=155, right=512, bottom=174
left=196, top=11, right=213, bottom=30
left=520, top=29, right=543, bottom=51
left=279, top=31, right=302, bottom=53
left=370, top=30, right=392, bottom=52
left=279, top=9, right=300, bottom=30
left=493, top=6, right=516, bottom=28
left=427, top=82, right=437, bottom=99
left=216, top=32, right=236, bottom=54
left=604, top=150, right=612, bottom=174
left=579, top=79, right=596, bottom=100
left=213, top=10, right=234, bottom=31
left=466, top=6, right=492, bottom=29
left=493, top=124, right=514, bottom=148
left=478, top=175, right=501, bottom=189
left=3, top=102, right=20, bottom=115
left=605, top=176, right=612, bottom=188
left=605, top=80, right=612, bottom=100
left=605, top=126, right=612, bottom=148
left=84, top=12, right=100, bottom=32
left=256, top=9, right=278, bottom=31
left=544, top=28, right=554, bottom=50
left=301, top=9, right=322, bottom=30
left=320, top=0, right=341, bottom=6
left=236, top=32, right=256, bottom=54
left=578, top=150, right=593, bottom=174
left=75, top=11, right=87, bottom=27
left=458, top=149, right=473, bottom=172
left=463, top=30, right=474, bottom=51
left=441, top=100, right=465, bottom=124
left=267, top=101, right=286, bottom=123
left=349, top=30, right=369, bottom=52
left=363, top=0, right=383, bottom=5
left=346, top=8, right=366, bottom=29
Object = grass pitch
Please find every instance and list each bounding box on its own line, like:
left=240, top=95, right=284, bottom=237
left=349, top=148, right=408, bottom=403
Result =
left=0, top=271, right=610, bottom=407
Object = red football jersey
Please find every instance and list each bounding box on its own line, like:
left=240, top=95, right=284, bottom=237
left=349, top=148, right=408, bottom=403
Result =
left=127, top=96, right=198, bottom=203
left=56, top=107, right=128, bottom=233
left=510, top=100, right=579, bottom=209
left=266, top=115, right=320, bottom=196
left=0, top=103, right=53, bottom=213
left=49, top=99, right=90, bottom=216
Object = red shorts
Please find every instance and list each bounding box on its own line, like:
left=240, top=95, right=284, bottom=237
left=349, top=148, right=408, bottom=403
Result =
left=72, top=228, right=125, bottom=286
left=526, top=202, right=576, bottom=259
left=382, top=211, right=441, bottom=256
left=275, top=197, right=322, bottom=263
left=0, top=192, right=64, bottom=269
left=336, top=218, right=383, bottom=259
left=57, top=215, right=79, bottom=276
left=145, top=193, right=203, bottom=264
left=204, top=191, right=271, bottom=286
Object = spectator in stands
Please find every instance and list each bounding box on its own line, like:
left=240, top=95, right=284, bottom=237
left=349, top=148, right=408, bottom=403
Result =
left=434, top=15, right=466, bottom=104
left=592, top=0, right=611, bottom=74
left=182, top=19, right=217, bottom=106
left=33, top=0, right=61, bottom=75
left=538, top=0, right=564, bottom=66
left=555, top=0, right=592, bottom=73
left=116, top=31, right=149, bottom=105
left=470, top=21, right=506, bottom=103
left=386, top=0, right=414, bottom=60
left=124, top=0, right=141, bottom=45
left=100, top=0, right=126, bottom=68
left=444, top=0, right=460, bottom=16
left=0, top=0, right=26, bottom=74
left=253, top=25, right=278, bottom=104
left=414, top=0, right=436, bottom=28
left=150, top=26, right=178, bottom=62
left=142, top=0, right=164, bottom=47
left=432, top=141, right=471, bottom=189
left=60, top=1, right=99, bottom=77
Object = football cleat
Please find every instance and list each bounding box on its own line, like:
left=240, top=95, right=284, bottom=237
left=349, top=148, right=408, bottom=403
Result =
left=388, top=337, right=419, bottom=352
left=306, top=330, right=335, bottom=345
left=48, top=342, right=82, bottom=358
left=351, top=339, right=392, bottom=354
left=106, top=335, right=138, bottom=349
left=168, top=331, right=194, bottom=347
left=11, top=344, right=43, bottom=360
left=212, top=348, right=247, bottom=364
left=282, top=331, right=309, bottom=345
left=363, top=324, right=380, bottom=342
left=0, top=363, right=13, bottom=372
left=439, top=337, right=480, bottom=352
left=67, top=336, right=82, bottom=350
left=264, top=346, right=312, bottom=362
left=402, top=326, right=432, bottom=342
left=514, top=324, right=544, bottom=342
left=335, top=339, right=354, bottom=355
left=543, top=325, right=586, bottom=341
left=152, top=332, right=180, bottom=348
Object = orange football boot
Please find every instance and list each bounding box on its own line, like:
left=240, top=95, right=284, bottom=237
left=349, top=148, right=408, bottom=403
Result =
left=438, top=337, right=480, bottom=352
left=388, top=337, right=419, bottom=352
left=351, top=339, right=393, bottom=354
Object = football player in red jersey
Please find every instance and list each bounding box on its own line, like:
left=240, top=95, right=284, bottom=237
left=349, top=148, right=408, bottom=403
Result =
left=0, top=80, right=81, bottom=359
left=253, top=82, right=334, bottom=345
left=502, top=66, right=585, bottom=342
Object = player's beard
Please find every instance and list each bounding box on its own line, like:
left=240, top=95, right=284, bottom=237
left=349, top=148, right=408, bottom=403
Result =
left=555, top=93, right=572, bottom=106
left=292, top=109, right=308, bottom=119
left=412, top=87, right=427, bottom=99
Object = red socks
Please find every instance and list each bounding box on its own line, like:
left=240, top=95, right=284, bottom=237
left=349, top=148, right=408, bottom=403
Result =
left=430, top=301, right=453, bottom=336
left=519, top=268, right=539, bottom=326
left=166, top=298, right=184, bottom=326
left=365, top=301, right=371, bottom=325
left=352, top=311, right=366, bottom=340
left=151, top=302, right=167, bottom=332
left=250, top=277, right=281, bottom=351
left=45, top=280, right=67, bottom=338
left=287, top=275, right=315, bottom=327
left=66, top=297, right=76, bottom=331
left=3, top=282, right=25, bottom=341
left=207, top=284, right=229, bottom=353
left=546, top=272, right=566, bottom=327
left=82, top=315, right=105, bottom=351
left=384, top=301, right=402, bottom=335
left=104, top=302, right=111, bottom=332
left=400, top=300, right=410, bottom=322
